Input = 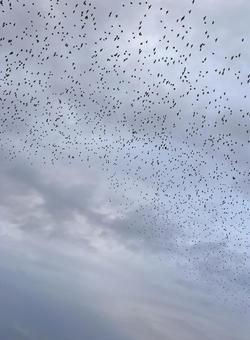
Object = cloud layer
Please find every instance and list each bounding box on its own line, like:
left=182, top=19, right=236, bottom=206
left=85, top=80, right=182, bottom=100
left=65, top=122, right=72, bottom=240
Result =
left=0, top=0, right=250, bottom=339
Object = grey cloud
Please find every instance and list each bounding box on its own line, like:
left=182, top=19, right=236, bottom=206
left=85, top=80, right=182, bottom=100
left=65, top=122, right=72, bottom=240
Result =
left=0, top=262, right=129, bottom=340
left=0, top=0, right=250, bottom=338
left=0, top=155, right=249, bottom=312
left=1, top=234, right=249, bottom=340
left=0, top=156, right=181, bottom=253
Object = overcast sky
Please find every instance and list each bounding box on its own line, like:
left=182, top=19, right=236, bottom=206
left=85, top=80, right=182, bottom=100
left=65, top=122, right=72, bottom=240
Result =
left=0, top=0, right=250, bottom=339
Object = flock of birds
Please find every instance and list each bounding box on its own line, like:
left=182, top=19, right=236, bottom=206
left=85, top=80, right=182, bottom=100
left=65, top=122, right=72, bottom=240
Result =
left=0, top=0, right=250, bottom=309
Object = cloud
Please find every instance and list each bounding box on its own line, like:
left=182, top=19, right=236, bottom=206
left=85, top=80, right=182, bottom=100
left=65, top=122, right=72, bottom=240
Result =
left=0, top=155, right=181, bottom=253
left=0, top=0, right=250, bottom=338
left=0, top=231, right=249, bottom=340
left=0, top=154, right=249, bottom=313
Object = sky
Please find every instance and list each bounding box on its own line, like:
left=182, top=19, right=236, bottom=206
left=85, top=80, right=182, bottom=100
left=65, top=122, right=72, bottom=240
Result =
left=0, top=0, right=250, bottom=339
